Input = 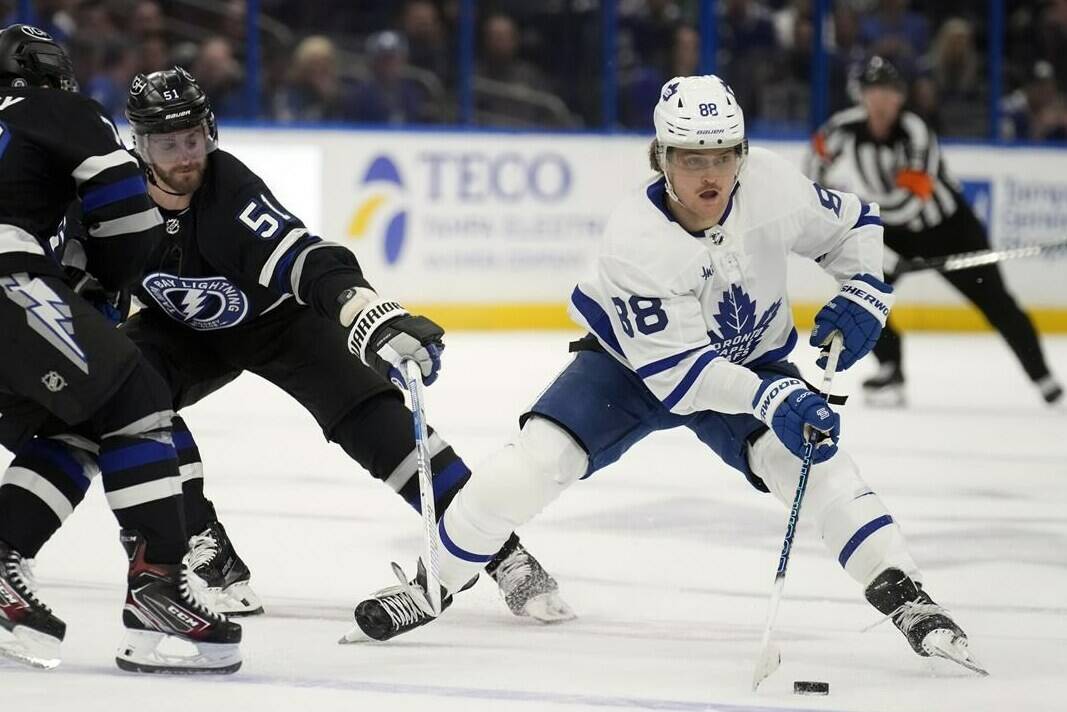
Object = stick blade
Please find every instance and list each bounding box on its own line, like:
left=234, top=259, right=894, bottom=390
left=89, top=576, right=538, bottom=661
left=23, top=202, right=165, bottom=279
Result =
left=751, top=641, right=781, bottom=691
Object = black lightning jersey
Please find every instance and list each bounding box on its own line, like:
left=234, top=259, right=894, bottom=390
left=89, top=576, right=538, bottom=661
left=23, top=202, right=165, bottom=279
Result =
left=122, top=150, right=370, bottom=331
left=0, top=86, right=163, bottom=288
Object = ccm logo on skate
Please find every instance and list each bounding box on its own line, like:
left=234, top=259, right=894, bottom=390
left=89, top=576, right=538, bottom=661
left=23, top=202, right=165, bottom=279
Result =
left=143, top=273, right=249, bottom=330
left=166, top=604, right=206, bottom=629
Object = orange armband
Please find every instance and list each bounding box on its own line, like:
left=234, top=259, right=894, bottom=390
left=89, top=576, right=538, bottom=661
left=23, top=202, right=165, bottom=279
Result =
left=895, top=169, right=934, bottom=200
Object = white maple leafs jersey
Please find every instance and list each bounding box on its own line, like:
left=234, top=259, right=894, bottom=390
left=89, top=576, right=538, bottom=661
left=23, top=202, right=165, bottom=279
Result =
left=569, top=146, right=885, bottom=417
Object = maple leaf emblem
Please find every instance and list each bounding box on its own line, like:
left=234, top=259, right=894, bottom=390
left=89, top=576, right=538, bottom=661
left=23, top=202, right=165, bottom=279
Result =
left=708, top=285, right=782, bottom=363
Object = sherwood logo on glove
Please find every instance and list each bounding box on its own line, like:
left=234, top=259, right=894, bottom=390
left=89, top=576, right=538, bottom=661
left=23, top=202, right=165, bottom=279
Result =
left=756, top=378, right=804, bottom=420
left=840, top=283, right=890, bottom=317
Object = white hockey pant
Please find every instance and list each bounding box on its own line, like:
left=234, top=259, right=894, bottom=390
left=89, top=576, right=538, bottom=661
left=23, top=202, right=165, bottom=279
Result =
left=748, top=431, right=918, bottom=587
left=438, top=417, right=588, bottom=592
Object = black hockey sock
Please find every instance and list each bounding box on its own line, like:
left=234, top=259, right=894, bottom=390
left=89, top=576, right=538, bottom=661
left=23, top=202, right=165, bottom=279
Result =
left=172, top=416, right=218, bottom=533
left=331, top=392, right=472, bottom=518
left=0, top=437, right=94, bottom=557
left=99, top=431, right=187, bottom=563
left=871, top=319, right=902, bottom=366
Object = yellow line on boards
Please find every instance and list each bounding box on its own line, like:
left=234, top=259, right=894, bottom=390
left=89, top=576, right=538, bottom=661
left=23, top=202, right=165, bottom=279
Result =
left=407, top=303, right=1067, bottom=333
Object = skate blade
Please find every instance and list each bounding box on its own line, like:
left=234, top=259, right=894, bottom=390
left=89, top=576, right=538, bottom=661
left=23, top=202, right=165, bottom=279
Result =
left=926, top=633, right=989, bottom=676
left=521, top=591, right=577, bottom=623
left=213, top=581, right=264, bottom=617
left=751, top=641, right=782, bottom=691
left=863, top=384, right=906, bottom=408
left=338, top=624, right=372, bottom=644
left=116, top=630, right=241, bottom=675
left=0, top=625, right=61, bottom=670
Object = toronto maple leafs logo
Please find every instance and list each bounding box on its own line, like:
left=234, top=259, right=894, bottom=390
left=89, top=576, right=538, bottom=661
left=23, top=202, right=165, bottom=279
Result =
left=662, top=81, right=680, bottom=102
left=707, top=285, right=781, bottom=363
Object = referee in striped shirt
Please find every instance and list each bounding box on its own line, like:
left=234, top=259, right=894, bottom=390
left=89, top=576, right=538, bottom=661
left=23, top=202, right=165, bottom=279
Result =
left=807, top=56, right=1062, bottom=407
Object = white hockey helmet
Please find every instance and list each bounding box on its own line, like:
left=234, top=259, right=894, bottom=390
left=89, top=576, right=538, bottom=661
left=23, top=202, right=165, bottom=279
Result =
left=652, top=75, right=748, bottom=200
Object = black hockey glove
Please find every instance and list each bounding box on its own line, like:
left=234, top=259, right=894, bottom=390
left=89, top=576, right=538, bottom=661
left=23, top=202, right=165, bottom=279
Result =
left=68, top=270, right=132, bottom=325
left=345, top=297, right=445, bottom=387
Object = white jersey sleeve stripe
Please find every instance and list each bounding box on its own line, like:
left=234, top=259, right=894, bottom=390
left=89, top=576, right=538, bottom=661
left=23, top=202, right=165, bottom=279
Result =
left=570, top=286, right=625, bottom=358
left=72, top=149, right=139, bottom=185
left=88, top=207, right=163, bottom=238
left=257, top=227, right=308, bottom=288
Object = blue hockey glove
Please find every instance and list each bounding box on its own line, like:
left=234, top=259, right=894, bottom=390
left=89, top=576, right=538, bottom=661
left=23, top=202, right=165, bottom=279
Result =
left=752, top=377, right=840, bottom=463
left=809, top=274, right=894, bottom=371
left=346, top=297, right=444, bottom=387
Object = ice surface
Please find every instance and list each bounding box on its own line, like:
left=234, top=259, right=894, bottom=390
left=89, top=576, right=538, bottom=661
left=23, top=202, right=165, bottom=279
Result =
left=2, top=331, right=1065, bottom=712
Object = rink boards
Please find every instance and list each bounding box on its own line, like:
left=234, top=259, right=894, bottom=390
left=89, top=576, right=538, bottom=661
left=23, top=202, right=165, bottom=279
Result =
left=215, top=127, right=1067, bottom=332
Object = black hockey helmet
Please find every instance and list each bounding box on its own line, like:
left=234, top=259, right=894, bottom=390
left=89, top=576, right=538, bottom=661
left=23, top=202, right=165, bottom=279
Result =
left=0, top=24, right=78, bottom=91
left=857, top=55, right=905, bottom=92
left=126, top=66, right=218, bottom=163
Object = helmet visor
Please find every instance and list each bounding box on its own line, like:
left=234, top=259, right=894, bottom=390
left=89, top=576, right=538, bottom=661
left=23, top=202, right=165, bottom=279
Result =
left=136, top=121, right=217, bottom=165
left=664, top=147, right=739, bottom=177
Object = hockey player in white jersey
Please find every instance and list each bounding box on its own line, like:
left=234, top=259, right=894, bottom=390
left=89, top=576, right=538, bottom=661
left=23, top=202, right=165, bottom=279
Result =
left=346, top=75, right=985, bottom=675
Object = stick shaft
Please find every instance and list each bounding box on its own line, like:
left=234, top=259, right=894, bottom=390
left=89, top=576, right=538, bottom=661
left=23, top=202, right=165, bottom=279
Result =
left=895, top=238, right=1067, bottom=276
left=752, top=334, right=843, bottom=690
left=404, top=359, right=442, bottom=616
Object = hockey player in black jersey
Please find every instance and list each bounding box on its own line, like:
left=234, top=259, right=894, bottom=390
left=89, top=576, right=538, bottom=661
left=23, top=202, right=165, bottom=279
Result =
left=7, top=67, right=575, bottom=630
left=0, top=25, right=240, bottom=673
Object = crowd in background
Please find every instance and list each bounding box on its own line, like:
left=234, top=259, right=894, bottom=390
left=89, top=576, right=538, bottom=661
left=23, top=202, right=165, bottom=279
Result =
left=2, top=0, right=1066, bottom=141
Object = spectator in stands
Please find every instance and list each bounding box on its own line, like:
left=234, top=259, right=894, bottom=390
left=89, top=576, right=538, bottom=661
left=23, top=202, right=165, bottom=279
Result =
left=615, top=27, right=663, bottom=129
left=475, top=12, right=572, bottom=127
left=619, top=0, right=683, bottom=76
left=913, top=18, right=986, bottom=137
left=1002, top=60, right=1067, bottom=141
left=72, top=0, right=119, bottom=41
left=401, top=0, right=452, bottom=87
left=130, top=1, right=165, bottom=39
left=859, top=0, right=930, bottom=74
left=136, top=31, right=170, bottom=75
left=85, top=41, right=136, bottom=118
left=351, top=31, right=437, bottom=125
left=219, top=0, right=247, bottom=46
left=762, top=4, right=814, bottom=126
left=192, top=36, right=245, bottom=119
left=670, top=24, right=699, bottom=78
left=1031, top=0, right=1067, bottom=93
left=273, top=35, right=358, bottom=123
left=717, top=0, right=778, bottom=122
left=477, top=13, right=550, bottom=93
left=829, top=5, right=866, bottom=112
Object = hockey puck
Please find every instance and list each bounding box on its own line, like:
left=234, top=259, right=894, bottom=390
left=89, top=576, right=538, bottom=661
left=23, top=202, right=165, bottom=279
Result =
left=793, top=681, right=829, bottom=695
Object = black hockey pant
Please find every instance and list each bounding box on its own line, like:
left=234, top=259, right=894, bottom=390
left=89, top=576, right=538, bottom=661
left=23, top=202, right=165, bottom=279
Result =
left=874, top=204, right=1052, bottom=383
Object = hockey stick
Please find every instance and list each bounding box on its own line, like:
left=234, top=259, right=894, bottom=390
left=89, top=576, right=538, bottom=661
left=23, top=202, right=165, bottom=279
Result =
left=403, top=358, right=442, bottom=617
left=752, top=333, right=844, bottom=692
left=890, top=238, right=1067, bottom=278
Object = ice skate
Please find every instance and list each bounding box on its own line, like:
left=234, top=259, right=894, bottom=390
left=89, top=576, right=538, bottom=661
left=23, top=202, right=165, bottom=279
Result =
left=862, top=362, right=906, bottom=407
left=116, top=530, right=242, bottom=674
left=184, top=521, right=263, bottom=616
left=340, top=559, right=475, bottom=643
left=486, top=534, right=575, bottom=623
left=0, top=541, right=64, bottom=670
left=865, top=568, right=987, bottom=676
